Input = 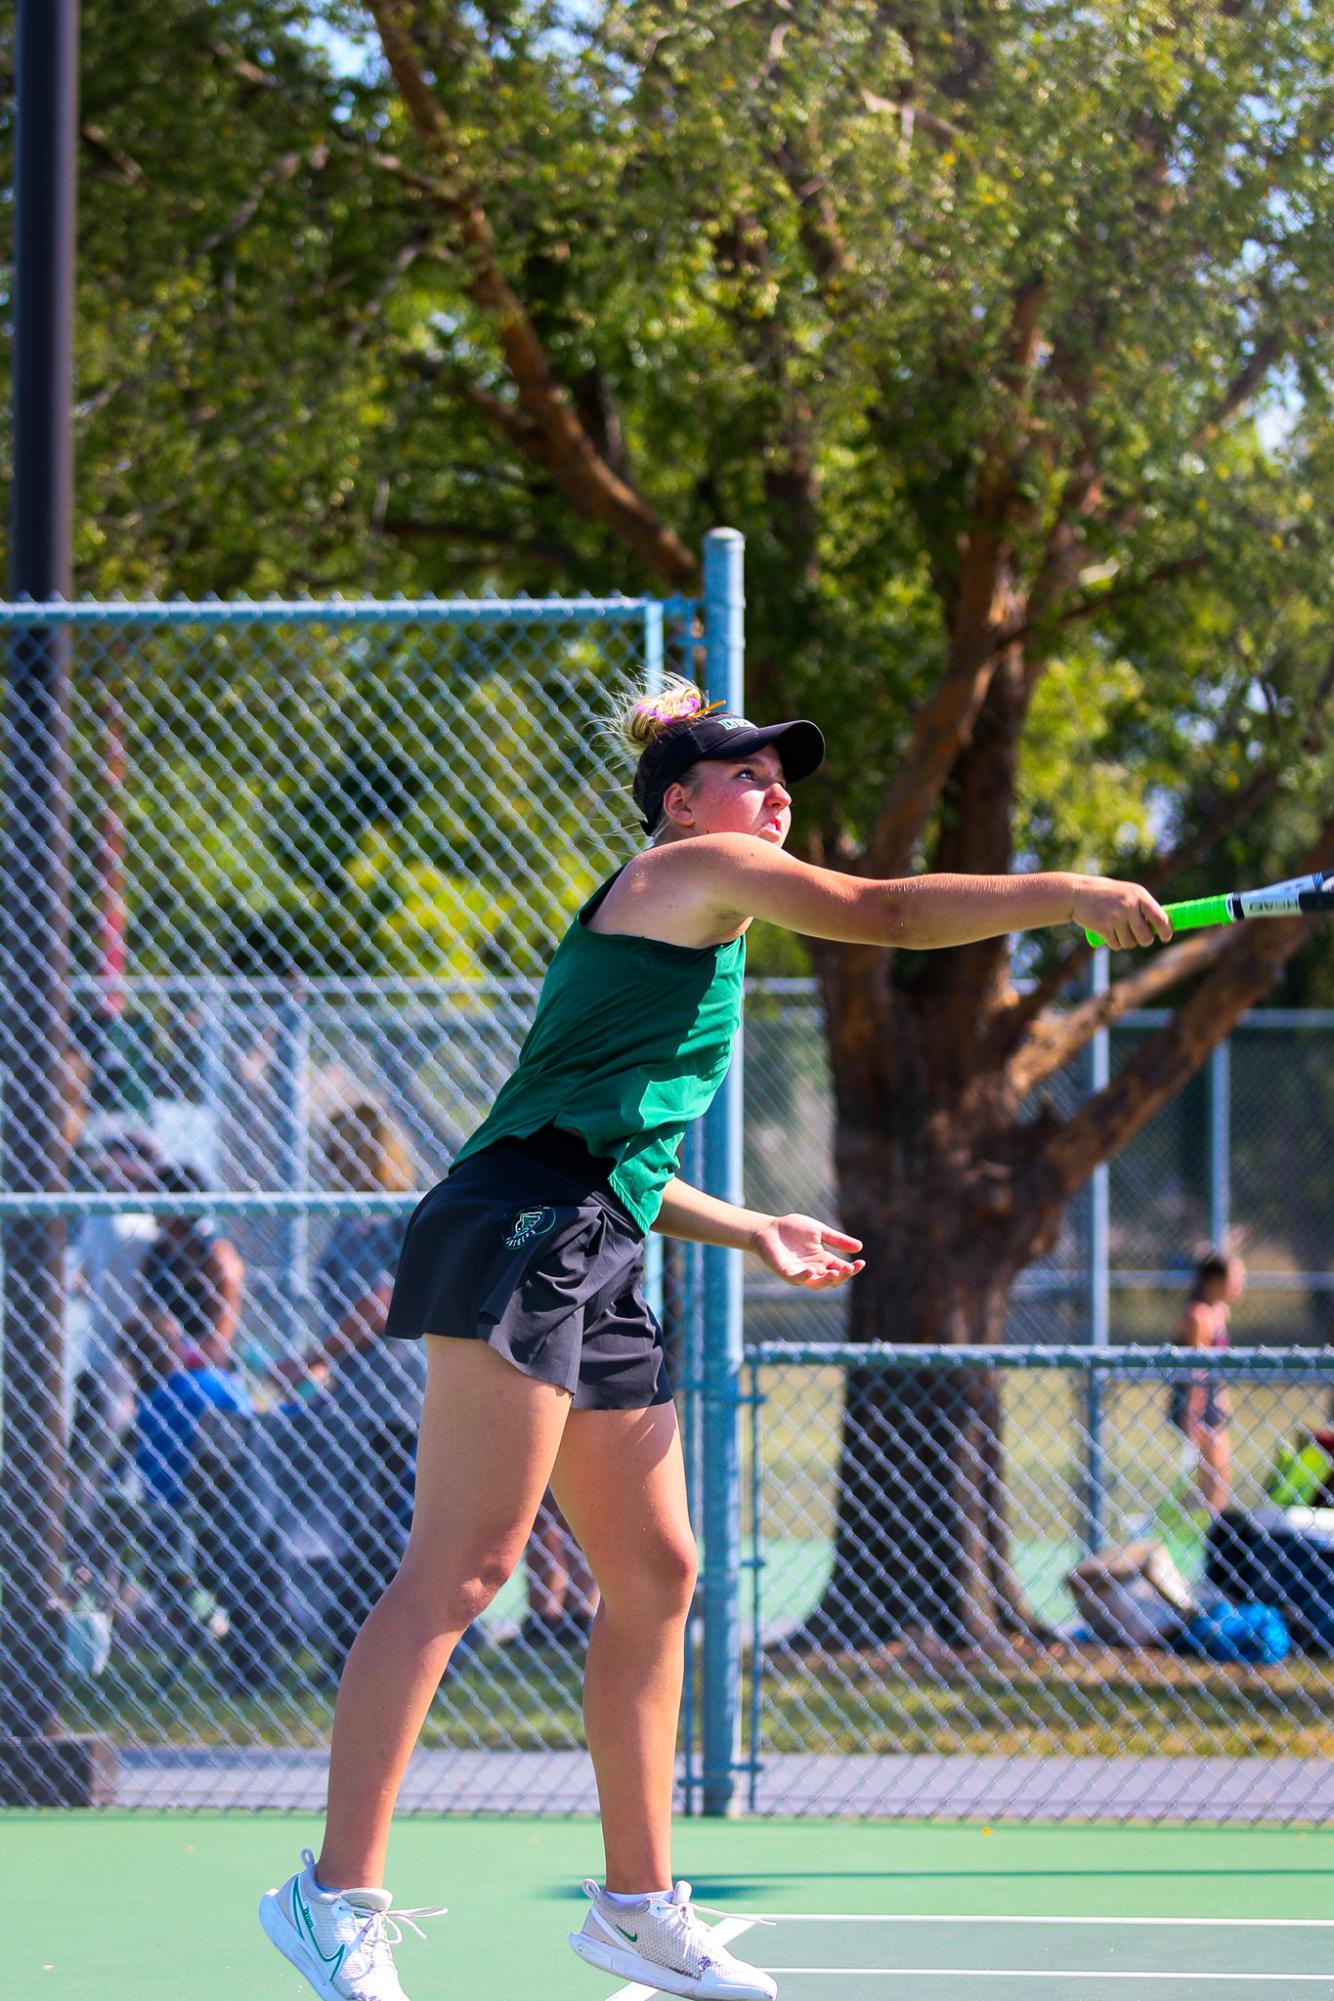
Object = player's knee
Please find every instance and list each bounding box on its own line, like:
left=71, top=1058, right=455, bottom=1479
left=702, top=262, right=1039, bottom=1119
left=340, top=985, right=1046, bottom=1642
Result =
left=448, top=1564, right=512, bottom=1626
left=650, top=1534, right=698, bottom=1619
left=400, top=1546, right=519, bottom=1630
left=607, top=1532, right=698, bottom=1621
left=674, top=1532, right=701, bottom=1595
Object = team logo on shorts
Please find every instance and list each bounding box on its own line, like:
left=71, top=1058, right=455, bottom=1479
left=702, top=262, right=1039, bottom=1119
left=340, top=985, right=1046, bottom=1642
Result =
left=505, top=1205, right=557, bottom=1249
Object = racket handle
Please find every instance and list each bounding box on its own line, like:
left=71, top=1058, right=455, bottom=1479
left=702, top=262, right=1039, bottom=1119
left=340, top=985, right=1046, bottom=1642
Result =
left=1083, top=892, right=1232, bottom=949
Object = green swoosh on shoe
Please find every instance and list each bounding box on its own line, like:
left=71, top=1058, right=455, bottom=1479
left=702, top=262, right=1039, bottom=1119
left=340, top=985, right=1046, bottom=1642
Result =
left=294, top=1885, right=346, bottom=1977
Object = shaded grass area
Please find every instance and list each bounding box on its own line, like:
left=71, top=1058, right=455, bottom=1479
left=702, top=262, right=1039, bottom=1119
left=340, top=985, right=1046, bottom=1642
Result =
left=746, top=1369, right=1330, bottom=1552
left=755, top=1651, right=1334, bottom=1757
left=62, top=1641, right=590, bottom=1753
left=751, top=1531, right=1085, bottom=1634
left=61, top=1612, right=1334, bottom=1761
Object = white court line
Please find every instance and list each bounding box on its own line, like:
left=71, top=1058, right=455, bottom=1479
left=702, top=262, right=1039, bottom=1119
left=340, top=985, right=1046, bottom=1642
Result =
left=757, top=1914, right=1334, bottom=1928
left=604, top=1914, right=1334, bottom=1995
left=605, top=1918, right=758, bottom=2000
left=761, top=1973, right=1334, bottom=1985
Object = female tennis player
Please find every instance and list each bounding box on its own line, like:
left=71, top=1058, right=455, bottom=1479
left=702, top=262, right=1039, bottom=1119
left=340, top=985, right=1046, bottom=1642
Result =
left=260, top=677, right=1171, bottom=2001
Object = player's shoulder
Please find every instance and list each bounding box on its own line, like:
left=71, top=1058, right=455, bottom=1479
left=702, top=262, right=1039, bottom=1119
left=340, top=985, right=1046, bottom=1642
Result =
left=638, top=831, right=785, bottom=876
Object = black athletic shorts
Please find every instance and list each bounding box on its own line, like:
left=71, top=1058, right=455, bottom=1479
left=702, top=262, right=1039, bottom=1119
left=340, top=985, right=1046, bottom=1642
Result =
left=381, top=1128, right=670, bottom=1412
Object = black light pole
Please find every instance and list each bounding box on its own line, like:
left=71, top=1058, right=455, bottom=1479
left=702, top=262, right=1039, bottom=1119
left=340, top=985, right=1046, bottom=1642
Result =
left=0, top=0, right=108, bottom=1805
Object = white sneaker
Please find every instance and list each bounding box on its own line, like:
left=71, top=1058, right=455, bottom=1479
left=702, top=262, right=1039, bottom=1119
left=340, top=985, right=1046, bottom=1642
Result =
left=259, top=1848, right=446, bottom=2001
left=569, top=1879, right=777, bottom=1999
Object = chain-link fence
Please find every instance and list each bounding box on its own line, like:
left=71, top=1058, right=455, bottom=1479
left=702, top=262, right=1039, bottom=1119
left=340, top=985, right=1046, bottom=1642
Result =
left=744, top=989, right=1334, bottom=1349
left=745, top=1345, right=1334, bottom=1821
left=3, top=564, right=1333, bottom=1820
left=0, top=580, right=708, bottom=1811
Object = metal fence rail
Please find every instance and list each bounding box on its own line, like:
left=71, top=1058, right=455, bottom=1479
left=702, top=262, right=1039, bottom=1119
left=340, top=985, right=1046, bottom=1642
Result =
left=743, top=1344, right=1334, bottom=1822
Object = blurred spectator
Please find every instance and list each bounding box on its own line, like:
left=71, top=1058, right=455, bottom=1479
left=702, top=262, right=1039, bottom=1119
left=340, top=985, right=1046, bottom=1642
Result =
left=113, top=1162, right=249, bottom=1655
left=122, top=1162, right=246, bottom=1386
left=273, top=1103, right=425, bottom=1671
left=1170, top=1248, right=1246, bottom=1513
left=512, top=1493, right=600, bottom=1652
left=136, top=1356, right=252, bottom=1517
left=132, top=1349, right=252, bottom=1662
left=66, top=1126, right=163, bottom=1592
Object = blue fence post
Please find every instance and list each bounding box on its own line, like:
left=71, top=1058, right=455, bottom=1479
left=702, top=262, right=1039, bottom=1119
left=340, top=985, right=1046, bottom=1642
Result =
left=1084, top=947, right=1110, bottom=1551
left=678, top=1119, right=705, bottom=1818
left=1208, top=1037, right=1231, bottom=1249
left=200, top=977, right=226, bottom=1173
left=700, top=528, right=745, bottom=1817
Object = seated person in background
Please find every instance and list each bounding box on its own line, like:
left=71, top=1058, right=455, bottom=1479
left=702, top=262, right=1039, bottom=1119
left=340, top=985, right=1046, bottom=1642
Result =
left=123, top=1161, right=246, bottom=1384
left=271, top=1103, right=427, bottom=1673
left=121, top=1164, right=250, bottom=1649
left=1170, top=1248, right=1246, bottom=1514
left=135, top=1347, right=252, bottom=1521
left=66, top=1125, right=164, bottom=1595
left=132, top=1355, right=252, bottom=1657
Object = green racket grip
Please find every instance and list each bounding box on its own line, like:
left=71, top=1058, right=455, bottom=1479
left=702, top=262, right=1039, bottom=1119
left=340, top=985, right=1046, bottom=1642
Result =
left=1083, top=892, right=1232, bottom=949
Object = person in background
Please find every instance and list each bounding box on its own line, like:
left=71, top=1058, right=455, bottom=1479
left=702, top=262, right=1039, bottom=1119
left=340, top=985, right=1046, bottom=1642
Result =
left=512, top=1492, right=600, bottom=1652
left=66, top=1126, right=164, bottom=1597
left=274, top=1103, right=427, bottom=1673
left=123, top=1161, right=246, bottom=1383
left=123, top=1162, right=251, bottom=1654
left=1170, top=1248, right=1246, bottom=1513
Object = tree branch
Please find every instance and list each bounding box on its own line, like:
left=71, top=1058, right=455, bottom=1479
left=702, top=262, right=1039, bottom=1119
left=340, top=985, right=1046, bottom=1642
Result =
left=1008, top=926, right=1237, bottom=1102
left=81, top=121, right=146, bottom=184
left=863, top=277, right=1046, bottom=877
left=996, top=551, right=1210, bottom=656
left=1192, top=329, right=1285, bottom=451
left=199, top=145, right=328, bottom=255
left=1007, top=639, right=1334, bottom=1040
left=769, top=137, right=860, bottom=307
left=346, top=239, right=429, bottom=350
left=858, top=83, right=962, bottom=151
left=365, top=0, right=696, bottom=585
left=204, top=22, right=693, bottom=581
left=405, top=349, right=557, bottom=457
left=1035, top=815, right=1334, bottom=1204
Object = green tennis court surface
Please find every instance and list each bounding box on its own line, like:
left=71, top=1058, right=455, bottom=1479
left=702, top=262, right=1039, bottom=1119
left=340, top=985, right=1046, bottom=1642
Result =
left=6, top=1815, right=1333, bottom=1998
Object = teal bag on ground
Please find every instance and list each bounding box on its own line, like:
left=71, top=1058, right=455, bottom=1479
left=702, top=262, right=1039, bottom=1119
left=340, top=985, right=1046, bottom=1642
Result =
left=1178, top=1602, right=1291, bottom=1665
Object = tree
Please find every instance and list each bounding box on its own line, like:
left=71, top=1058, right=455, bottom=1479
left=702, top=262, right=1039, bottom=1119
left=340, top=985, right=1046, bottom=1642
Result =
left=20, top=0, right=1334, bottom=1640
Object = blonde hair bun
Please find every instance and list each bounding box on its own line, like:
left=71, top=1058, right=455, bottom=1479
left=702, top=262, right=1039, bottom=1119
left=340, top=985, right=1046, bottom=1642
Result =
left=610, top=673, right=711, bottom=757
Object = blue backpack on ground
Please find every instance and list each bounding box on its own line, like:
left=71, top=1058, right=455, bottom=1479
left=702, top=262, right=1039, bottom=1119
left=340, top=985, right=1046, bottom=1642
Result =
left=1178, top=1600, right=1291, bottom=1665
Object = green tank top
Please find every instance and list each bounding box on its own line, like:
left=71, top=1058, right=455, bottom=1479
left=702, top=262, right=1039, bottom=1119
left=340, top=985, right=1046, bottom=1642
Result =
left=453, top=869, right=745, bottom=1232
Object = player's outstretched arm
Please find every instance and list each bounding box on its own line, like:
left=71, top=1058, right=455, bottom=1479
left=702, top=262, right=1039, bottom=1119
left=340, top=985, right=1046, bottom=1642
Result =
left=668, top=833, right=1172, bottom=952
left=654, top=1176, right=864, bottom=1290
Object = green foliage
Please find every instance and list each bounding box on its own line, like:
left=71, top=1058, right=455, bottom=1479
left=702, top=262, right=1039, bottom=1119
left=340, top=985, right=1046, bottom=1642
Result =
left=7, top=0, right=1334, bottom=993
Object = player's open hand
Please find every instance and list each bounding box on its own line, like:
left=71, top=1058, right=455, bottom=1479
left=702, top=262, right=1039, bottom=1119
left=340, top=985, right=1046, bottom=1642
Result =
left=751, top=1214, right=865, bottom=1289
left=1071, top=876, right=1173, bottom=951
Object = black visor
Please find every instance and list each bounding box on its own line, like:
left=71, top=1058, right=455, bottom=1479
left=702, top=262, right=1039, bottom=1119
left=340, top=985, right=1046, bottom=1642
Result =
left=634, top=713, right=825, bottom=834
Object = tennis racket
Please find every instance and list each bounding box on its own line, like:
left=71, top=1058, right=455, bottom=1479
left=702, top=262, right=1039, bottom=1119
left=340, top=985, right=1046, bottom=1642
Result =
left=1084, top=870, right=1334, bottom=948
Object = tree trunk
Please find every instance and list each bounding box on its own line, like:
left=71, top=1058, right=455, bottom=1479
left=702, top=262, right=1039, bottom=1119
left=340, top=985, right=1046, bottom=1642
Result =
left=792, top=938, right=1059, bottom=1651
left=794, top=1240, right=1032, bottom=1650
